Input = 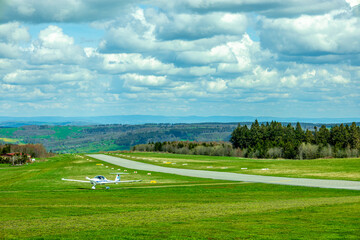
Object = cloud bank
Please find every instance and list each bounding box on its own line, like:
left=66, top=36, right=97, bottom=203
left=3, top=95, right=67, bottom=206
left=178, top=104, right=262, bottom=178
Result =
left=0, top=0, right=359, bottom=118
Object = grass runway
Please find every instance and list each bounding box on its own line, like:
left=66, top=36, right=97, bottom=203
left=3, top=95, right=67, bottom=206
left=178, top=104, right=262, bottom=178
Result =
left=0, top=154, right=359, bottom=239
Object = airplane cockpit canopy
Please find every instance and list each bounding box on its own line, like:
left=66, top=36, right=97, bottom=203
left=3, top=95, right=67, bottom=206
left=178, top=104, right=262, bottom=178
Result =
left=95, top=175, right=106, bottom=180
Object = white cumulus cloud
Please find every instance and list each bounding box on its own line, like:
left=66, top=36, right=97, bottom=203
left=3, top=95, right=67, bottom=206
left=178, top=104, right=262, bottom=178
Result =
left=121, top=73, right=169, bottom=88
left=30, top=25, right=86, bottom=64
left=260, top=10, right=360, bottom=56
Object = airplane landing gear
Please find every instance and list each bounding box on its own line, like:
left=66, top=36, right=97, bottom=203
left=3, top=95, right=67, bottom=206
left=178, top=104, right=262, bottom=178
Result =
left=106, top=186, right=110, bottom=190
left=92, top=185, right=96, bottom=190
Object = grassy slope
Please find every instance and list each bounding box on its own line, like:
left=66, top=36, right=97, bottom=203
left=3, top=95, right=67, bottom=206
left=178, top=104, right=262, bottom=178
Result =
left=0, top=126, right=122, bottom=153
left=0, top=127, right=18, bottom=136
left=0, top=126, right=87, bottom=141
left=64, top=141, right=128, bottom=154
left=0, top=154, right=359, bottom=239
left=0, top=128, right=23, bottom=144
left=24, top=126, right=88, bottom=140
left=113, top=152, right=360, bottom=181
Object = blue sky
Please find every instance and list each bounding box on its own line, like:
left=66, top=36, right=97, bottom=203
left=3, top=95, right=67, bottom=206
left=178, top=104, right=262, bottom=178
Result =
left=0, top=0, right=359, bottom=118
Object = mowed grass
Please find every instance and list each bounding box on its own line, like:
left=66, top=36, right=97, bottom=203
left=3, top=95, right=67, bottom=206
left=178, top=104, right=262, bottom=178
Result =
left=112, top=152, right=360, bottom=181
left=0, top=154, right=359, bottom=239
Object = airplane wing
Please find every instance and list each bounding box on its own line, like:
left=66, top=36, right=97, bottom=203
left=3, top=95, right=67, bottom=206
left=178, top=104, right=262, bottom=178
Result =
left=62, top=178, right=89, bottom=183
left=121, top=180, right=142, bottom=183
left=107, top=180, right=142, bottom=183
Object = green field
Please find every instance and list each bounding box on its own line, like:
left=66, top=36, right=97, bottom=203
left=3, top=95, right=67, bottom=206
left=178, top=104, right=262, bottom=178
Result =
left=0, top=137, right=24, bottom=144
left=58, top=140, right=128, bottom=154
left=0, top=127, right=18, bottom=137
left=0, top=153, right=360, bottom=239
left=111, top=152, right=360, bottom=181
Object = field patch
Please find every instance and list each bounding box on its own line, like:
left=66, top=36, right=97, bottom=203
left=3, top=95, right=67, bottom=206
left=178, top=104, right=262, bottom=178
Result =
left=0, top=137, right=23, bottom=144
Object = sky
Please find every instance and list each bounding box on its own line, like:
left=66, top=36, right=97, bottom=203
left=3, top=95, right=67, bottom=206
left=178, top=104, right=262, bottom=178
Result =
left=0, top=0, right=359, bottom=118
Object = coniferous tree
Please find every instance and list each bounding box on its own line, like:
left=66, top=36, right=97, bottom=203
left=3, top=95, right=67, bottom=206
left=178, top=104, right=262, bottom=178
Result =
left=304, top=129, right=314, bottom=143
left=316, top=125, right=330, bottom=146
left=295, top=122, right=305, bottom=145
left=330, top=124, right=348, bottom=149
left=230, top=124, right=250, bottom=149
left=349, top=122, right=360, bottom=149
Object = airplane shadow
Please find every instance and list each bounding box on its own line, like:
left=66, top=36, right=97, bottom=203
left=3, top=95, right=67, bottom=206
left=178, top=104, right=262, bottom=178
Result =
left=76, top=187, right=112, bottom=191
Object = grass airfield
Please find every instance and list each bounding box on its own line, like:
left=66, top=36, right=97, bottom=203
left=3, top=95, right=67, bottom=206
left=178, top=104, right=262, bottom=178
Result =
left=0, top=154, right=360, bottom=239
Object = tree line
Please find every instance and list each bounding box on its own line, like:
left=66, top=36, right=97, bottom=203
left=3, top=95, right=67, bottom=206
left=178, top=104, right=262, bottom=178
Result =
left=0, top=143, right=52, bottom=165
left=230, top=120, right=359, bottom=159
left=132, top=141, right=238, bottom=157
left=132, top=120, right=360, bottom=159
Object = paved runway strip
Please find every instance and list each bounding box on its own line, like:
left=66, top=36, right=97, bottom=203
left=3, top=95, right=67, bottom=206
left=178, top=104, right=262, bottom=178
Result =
left=87, top=154, right=360, bottom=190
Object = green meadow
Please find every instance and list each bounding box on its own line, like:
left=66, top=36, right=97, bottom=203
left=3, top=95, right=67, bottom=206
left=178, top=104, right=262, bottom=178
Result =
left=0, top=153, right=359, bottom=239
left=0, top=137, right=24, bottom=144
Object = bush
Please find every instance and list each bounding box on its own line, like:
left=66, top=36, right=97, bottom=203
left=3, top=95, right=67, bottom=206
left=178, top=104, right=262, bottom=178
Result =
left=210, top=145, right=225, bottom=156
left=193, top=146, right=208, bottom=155
left=319, top=144, right=333, bottom=158
left=175, top=147, right=190, bottom=155
left=247, top=149, right=260, bottom=158
left=298, top=143, right=318, bottom=159
left=350, top=148, right=359, bottom=157
left=345, top=147, right=359, bottom=158
left=335, top=149, right=347, bottom=158
left=267, top=147, right=283, bottom=159
left=233, top=148, right=244, bottom=157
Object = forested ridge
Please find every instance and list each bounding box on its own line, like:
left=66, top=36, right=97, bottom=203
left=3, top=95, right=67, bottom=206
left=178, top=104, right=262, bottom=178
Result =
left=230, top=120, right=360, bottom=159
left=133, top=120, right=360, bottom=159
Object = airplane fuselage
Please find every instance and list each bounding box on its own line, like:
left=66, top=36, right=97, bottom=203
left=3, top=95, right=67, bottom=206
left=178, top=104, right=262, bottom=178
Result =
left=62, top=173, right=141, bottom=189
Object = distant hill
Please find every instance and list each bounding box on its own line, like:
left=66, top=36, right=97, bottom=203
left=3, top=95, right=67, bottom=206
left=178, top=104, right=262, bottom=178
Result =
left=0, top=121, right=359, bottom=153
left=0, top=123, right=239, bottom=153
left=0, top=115, right=359, bottom=127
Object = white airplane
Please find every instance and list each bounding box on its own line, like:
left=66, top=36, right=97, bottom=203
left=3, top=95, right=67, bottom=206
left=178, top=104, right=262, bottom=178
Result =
left=62, top=173, right=141, bottom=189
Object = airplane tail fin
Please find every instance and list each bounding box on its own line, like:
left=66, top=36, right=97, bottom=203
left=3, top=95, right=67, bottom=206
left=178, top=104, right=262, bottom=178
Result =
left=110, top=173, right=127, bottom=182
left=115, top=174, right=120, bottom=182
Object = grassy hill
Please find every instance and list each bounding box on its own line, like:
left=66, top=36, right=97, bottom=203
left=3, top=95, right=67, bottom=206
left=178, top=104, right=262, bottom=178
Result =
left=0, top=153, right=359, bottom=239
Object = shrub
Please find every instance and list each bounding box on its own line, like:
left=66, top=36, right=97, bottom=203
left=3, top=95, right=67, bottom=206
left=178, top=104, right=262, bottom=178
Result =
left=319, top=144, right=333, bottom=158
left=267, top=147, right=283, bottom=159
left=193, top=146, right=208, bottom=155
left=233, top=148, right=244, bottom=157
left=210, top=145, right=225, bottom=156
left=298, top=143, right=318, bottom=159
left=247, top=149, right=260, bottom=158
